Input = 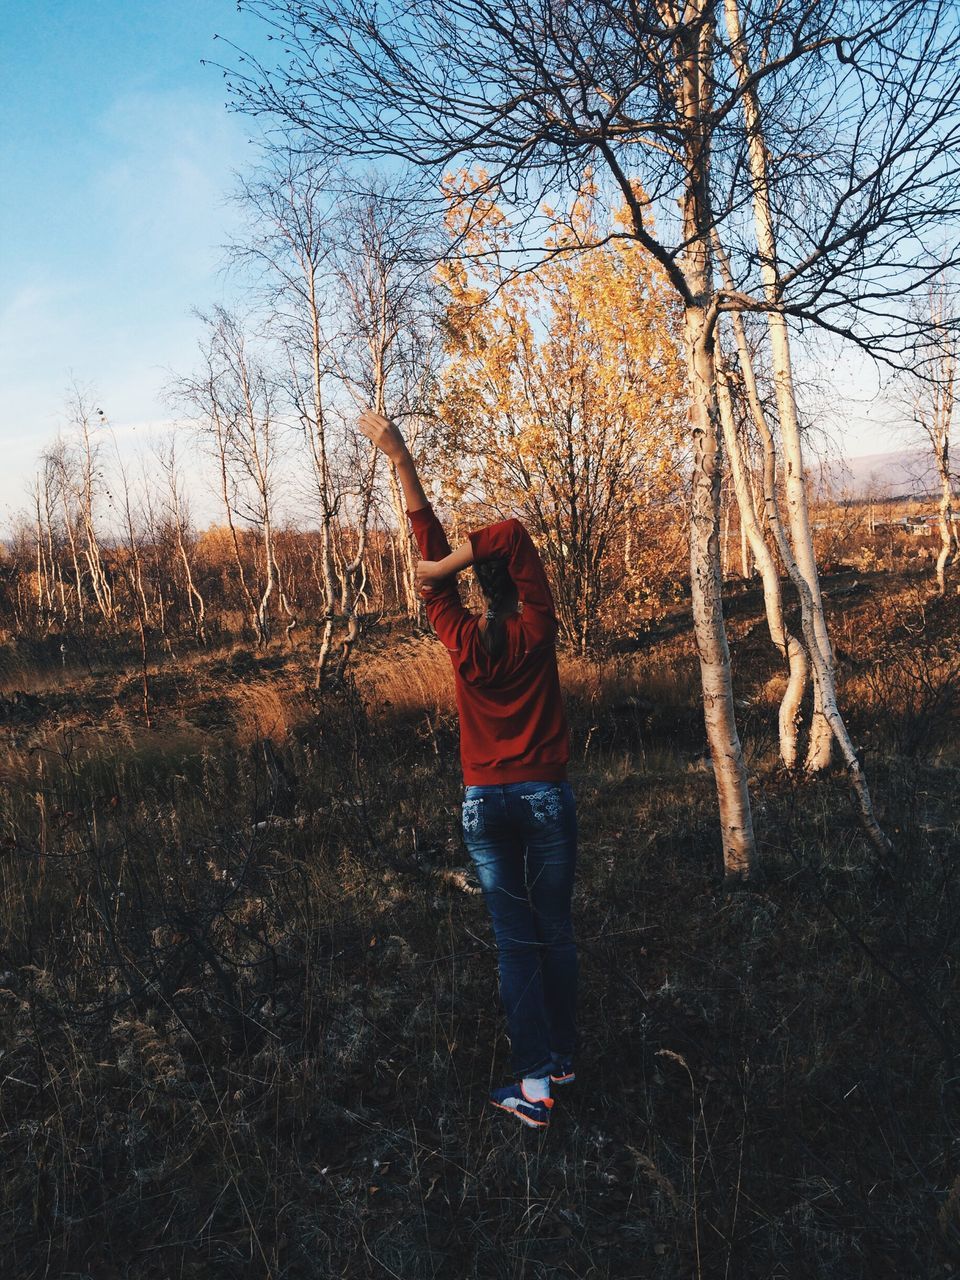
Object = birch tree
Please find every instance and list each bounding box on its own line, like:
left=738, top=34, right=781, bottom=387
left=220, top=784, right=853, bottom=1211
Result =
left=154, top=436, right=207, bottom=643
left=903, top=278, right=958, bottom=595
left=178, top=308, right=297, bottom=647
left=714, top=332, right=810, bottom=767
left=327, top=178, right=440, bottom=632
left=233, top=158, right=347, bottom=681
left=40, top=435, right=91, bottom=629
left=52, top=393, right=117, bottom=629
left=719, top=0, right=862, bottom=797
left=107, top=424, right=153, bottom=632
left=233, top=162, right=441, bottom=674
left=711, top=0, right=959, bottom=834
left=27, top=454, right=65, bottom=631
left=106, top=435, right=154, bottom=722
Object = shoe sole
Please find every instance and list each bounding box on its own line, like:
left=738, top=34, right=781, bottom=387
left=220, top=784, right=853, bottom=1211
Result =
left=490, top=1099, right=549, bottom=1128
left=550, top=1072, right=575, bottom=1085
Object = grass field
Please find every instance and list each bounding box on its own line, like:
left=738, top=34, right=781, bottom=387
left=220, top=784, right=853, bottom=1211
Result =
left=1, top=569, right=958, bottom=1279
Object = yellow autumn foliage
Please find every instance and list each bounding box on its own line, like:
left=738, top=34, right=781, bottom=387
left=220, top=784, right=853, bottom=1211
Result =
left=435, top=171, right=688, bottom=651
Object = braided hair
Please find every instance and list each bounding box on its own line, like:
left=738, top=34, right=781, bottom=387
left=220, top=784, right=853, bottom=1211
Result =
left=473, top=556, right=517, bottom=660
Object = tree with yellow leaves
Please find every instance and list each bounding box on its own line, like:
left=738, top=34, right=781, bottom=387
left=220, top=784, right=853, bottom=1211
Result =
left=436, top=174, right=687, bottom=655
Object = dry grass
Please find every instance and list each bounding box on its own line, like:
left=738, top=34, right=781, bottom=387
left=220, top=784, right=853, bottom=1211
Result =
left=0, top=581, right=958, bottom=1278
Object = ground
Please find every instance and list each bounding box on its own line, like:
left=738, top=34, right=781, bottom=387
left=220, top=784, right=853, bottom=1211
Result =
left=0, top=568, right=958, bottom=1278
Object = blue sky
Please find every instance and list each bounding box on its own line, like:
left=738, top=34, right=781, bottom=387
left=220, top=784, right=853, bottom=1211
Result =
left=0, top=1, right=270, bottom=527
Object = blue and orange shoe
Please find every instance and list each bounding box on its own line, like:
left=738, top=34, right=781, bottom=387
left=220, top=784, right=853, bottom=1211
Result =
left=549, top=1059, right=575, bottom=1086
left=489, top=1081, right=554, bottom=1129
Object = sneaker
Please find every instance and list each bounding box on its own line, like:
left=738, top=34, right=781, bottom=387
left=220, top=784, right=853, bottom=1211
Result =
left=549, top=1059, right=575, bottom=1086
left=489, top=1081, right=554, bottom=1129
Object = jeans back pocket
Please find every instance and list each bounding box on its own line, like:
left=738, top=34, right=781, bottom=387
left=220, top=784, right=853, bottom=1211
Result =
left=461, top=796, right=485, bottom=836
left=521, top=784, right=564, bottom=826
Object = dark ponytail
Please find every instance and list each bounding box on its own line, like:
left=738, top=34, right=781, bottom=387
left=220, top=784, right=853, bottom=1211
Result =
left=473, top=556, right=514, bottom=660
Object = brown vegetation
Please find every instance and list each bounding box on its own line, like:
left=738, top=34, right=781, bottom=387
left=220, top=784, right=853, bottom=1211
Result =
left=0, top=565, right=957, bottom=1278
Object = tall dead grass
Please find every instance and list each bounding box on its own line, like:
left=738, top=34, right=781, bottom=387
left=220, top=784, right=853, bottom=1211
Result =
left=0, top=588, right=957, bottom=1277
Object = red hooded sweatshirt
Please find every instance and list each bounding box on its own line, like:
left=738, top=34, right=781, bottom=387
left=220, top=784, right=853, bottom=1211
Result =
left=405, top=503, right=570, bottom=786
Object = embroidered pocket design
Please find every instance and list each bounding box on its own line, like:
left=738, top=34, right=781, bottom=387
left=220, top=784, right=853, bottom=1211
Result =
left=523, top=787, right=563, bottom=825
left=461, top=797, right=485, bottom=836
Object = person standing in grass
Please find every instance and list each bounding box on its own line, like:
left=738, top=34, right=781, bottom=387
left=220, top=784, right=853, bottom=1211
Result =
left=358, top=409, right=578, bottom=1131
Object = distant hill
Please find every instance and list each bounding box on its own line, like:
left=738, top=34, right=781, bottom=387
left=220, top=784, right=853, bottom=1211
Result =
left=814, top=448, right=957, bottom=500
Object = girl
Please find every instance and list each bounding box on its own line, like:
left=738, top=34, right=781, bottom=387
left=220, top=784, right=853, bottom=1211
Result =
left=358, top=409, right=578, bottom=1131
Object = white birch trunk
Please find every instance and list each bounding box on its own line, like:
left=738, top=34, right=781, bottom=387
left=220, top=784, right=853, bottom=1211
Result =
left=76, top=413, right=115, bottom=626
left=40, top=473, right=63, bottom=624
left=60, top=497, right=86, bottom=627
left=686, top=306, right=758, bottom=881
left=676, top=3, right=758, bottom=881
left=335, top=445, right=379, bottom=681
left=33, top=491, right=43, bottom=629
left=715, top=341, right=808, bottom=768
left=303, top=288, right=341, bottom=687
left=917, top=293, right=958, bottom=595
left=157, top=443, right=205, bottom=641
left=386, top=457, right=422, bottom=620
left=713, top=241, right=815, bottom=759
left=935, top=453, right=957, bottom=595
left=724, top=0, right=890, bottom=851
left=257, top=514, right=275, bottom=647
left=806, top=675, right=833, bottom=771
left=209, top=396, right=259, bottom=638
left=740, top=511, right=752, bottom=579
left=174, top=514, right=205, bottom=645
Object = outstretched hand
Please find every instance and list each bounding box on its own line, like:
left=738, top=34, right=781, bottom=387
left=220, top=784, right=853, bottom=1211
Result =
left=357, top=409, right=408, bottom=462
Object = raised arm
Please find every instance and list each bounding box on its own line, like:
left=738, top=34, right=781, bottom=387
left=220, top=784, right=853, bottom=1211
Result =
left=357, top=409, right=431, bottom=516
left=357, top=410, right=470, bottom=649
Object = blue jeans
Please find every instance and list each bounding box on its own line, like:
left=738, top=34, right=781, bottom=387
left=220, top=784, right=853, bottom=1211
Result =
left=461, top=780, right=578, bottom=1078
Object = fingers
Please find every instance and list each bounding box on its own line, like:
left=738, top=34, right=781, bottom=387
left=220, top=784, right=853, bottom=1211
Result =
left=357, top=409, right=399, bottom=457
left=415, top=561, right=442, bottom=586
left=358, top=409, right=390, bottom=431
left=357, top=412, right=379, bottom=440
